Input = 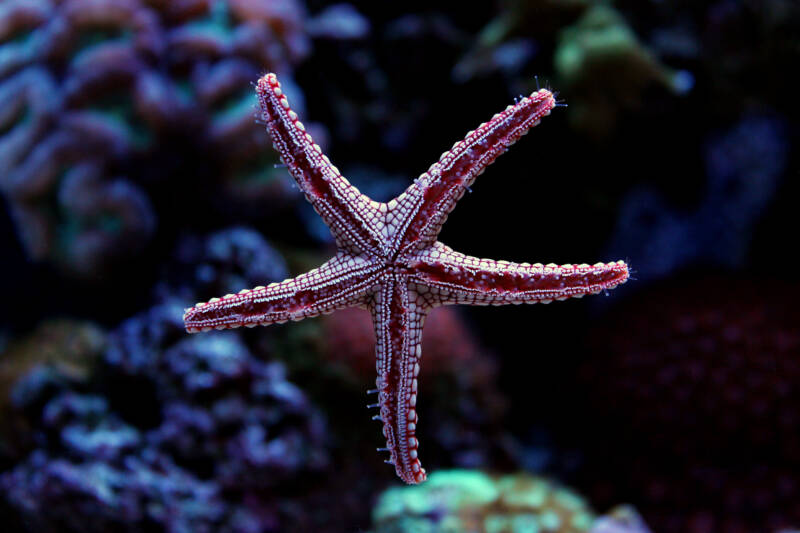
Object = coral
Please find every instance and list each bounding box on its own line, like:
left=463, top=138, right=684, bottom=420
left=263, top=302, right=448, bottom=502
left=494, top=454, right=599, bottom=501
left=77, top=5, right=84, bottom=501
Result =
left=0, top=319, right=106, bottom=412
left=372, top=469, right=595, bottom=533
left=160, top=226, right=289, bottom=303
left=144, top=333, right=329, bottom=488
left=0, top=226, right=333, bottom=531
left=554, top=5, right=691, bottom=138
left=0, top=65, right=155, bottom=275
left=585, top=275, right=799, bottom=460
left=582, top=276, right=800, bottom=531
left=0, top=319, right=106, bottom=459
left=2, top=364, right=226, bottom=532
left=2, top=450, right=230, bottom=533
left=0, top=392, right=234, bottom=533
left=453, top=3, right=690, bottom=138
left=453, top=0, right=590, bottom=82
left=0, top=319, right=105, bottom=414
left=606, top=114, right=788, bottom=282
left=0, top=2, right=49, bottom=78
left=105, top=301, right=329, bottom=486
left=1, top=313, right=328, bottom=532
left=306, top=4, right=370, bottom=41
left=0, top=0, right=312, bottom=278
left=590, top=506, right=652, bottom=533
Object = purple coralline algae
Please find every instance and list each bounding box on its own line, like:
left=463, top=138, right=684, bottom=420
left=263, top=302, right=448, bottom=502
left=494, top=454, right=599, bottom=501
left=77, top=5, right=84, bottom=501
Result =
left=2, top=433, right=229, bottom=533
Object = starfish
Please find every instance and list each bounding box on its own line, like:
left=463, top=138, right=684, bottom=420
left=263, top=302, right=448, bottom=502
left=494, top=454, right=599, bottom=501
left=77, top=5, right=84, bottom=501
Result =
left=184, top=72, right=629, bottom=484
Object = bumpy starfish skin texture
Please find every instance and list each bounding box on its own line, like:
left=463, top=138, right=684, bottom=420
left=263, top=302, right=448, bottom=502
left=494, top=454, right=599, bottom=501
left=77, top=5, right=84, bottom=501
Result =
left=184, top=73, right=630, bottom=484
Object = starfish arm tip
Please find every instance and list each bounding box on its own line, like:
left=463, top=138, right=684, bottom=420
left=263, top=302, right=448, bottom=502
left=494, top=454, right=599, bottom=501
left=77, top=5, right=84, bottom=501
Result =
left=572, top=260, right=631, bottom=294
left=183, top=308, right=198, bottom=333
left=611, top=260, right=631, bottom=285
left=257, top=72, right=278, bottom=89
left=254, top=73, right=384, bottom=254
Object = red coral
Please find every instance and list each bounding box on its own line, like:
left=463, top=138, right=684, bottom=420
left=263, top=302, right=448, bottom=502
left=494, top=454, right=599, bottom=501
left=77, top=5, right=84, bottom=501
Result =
left=583, top=276, right=800, bottom=532
left=323, top=306, right=491, bottom=380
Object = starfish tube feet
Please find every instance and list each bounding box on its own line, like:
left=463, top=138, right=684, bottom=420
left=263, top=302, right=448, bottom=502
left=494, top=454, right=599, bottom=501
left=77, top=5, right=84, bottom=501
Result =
left=370, top=279, right=428, bottom=484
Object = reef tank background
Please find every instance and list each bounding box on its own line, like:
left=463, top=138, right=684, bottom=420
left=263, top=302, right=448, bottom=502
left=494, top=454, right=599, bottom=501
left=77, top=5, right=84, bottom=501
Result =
left=0, top=0, right=798, bottom=532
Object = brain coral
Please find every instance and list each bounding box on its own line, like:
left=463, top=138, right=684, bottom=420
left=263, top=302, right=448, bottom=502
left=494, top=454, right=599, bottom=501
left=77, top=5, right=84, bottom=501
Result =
left=0, top=0, right=311, bottom=278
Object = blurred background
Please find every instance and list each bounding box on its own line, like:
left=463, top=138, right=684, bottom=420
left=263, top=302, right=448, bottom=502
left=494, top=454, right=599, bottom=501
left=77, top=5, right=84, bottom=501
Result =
left=0, top=0, right=797, bottom=532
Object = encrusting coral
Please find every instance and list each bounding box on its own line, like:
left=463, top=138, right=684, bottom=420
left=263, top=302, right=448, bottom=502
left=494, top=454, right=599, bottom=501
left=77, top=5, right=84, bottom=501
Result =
left=371, top=470, right=661, bottom=533
left=371, top=469, right=596, bottom=533
left=1, top=391, right=233, bottom=533
left=591, top=506, right=652, bottom=533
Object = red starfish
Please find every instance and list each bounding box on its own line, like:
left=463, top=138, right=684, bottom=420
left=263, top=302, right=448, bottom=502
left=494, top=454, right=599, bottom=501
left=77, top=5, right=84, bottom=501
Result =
left=184, top=73, right=630, bottom=484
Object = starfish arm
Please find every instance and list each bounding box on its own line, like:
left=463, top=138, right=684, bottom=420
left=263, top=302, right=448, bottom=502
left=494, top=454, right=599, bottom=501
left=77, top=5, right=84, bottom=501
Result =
left=407, top=243, right=629, bottom=306
left=369, top=274, right=428, bottom=484
left=256, top=73, right=385, bottom=256
left=183, top=253, right=381, bottom=332
left=390, top=88, right=556, bottom=256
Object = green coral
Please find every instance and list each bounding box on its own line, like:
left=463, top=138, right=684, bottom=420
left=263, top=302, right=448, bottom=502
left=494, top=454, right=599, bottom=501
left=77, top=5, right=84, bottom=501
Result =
left=372, top=470, right=595, bottom=533
left=555, top=5, right=688, bottom=138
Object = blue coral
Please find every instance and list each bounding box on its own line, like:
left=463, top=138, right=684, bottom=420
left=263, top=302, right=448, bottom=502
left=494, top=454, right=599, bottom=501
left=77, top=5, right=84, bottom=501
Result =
left=105, top=308, right=329, bottom=488
left=1, top=227, right=328, bottom=532
left=163, top=226, right=289, bottom=302
left=2, top=449, right=229, bottom=533
left=607, top=114, right=788, bottom=282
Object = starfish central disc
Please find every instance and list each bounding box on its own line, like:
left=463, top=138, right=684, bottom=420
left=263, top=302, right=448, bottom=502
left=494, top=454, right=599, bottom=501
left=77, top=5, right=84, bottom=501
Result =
left=183, top=73, right=630, bottom=484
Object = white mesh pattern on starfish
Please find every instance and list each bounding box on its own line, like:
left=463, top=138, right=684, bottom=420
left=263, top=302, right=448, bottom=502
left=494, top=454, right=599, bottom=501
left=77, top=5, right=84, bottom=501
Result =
left=184, top=72, right=630, bottom=484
